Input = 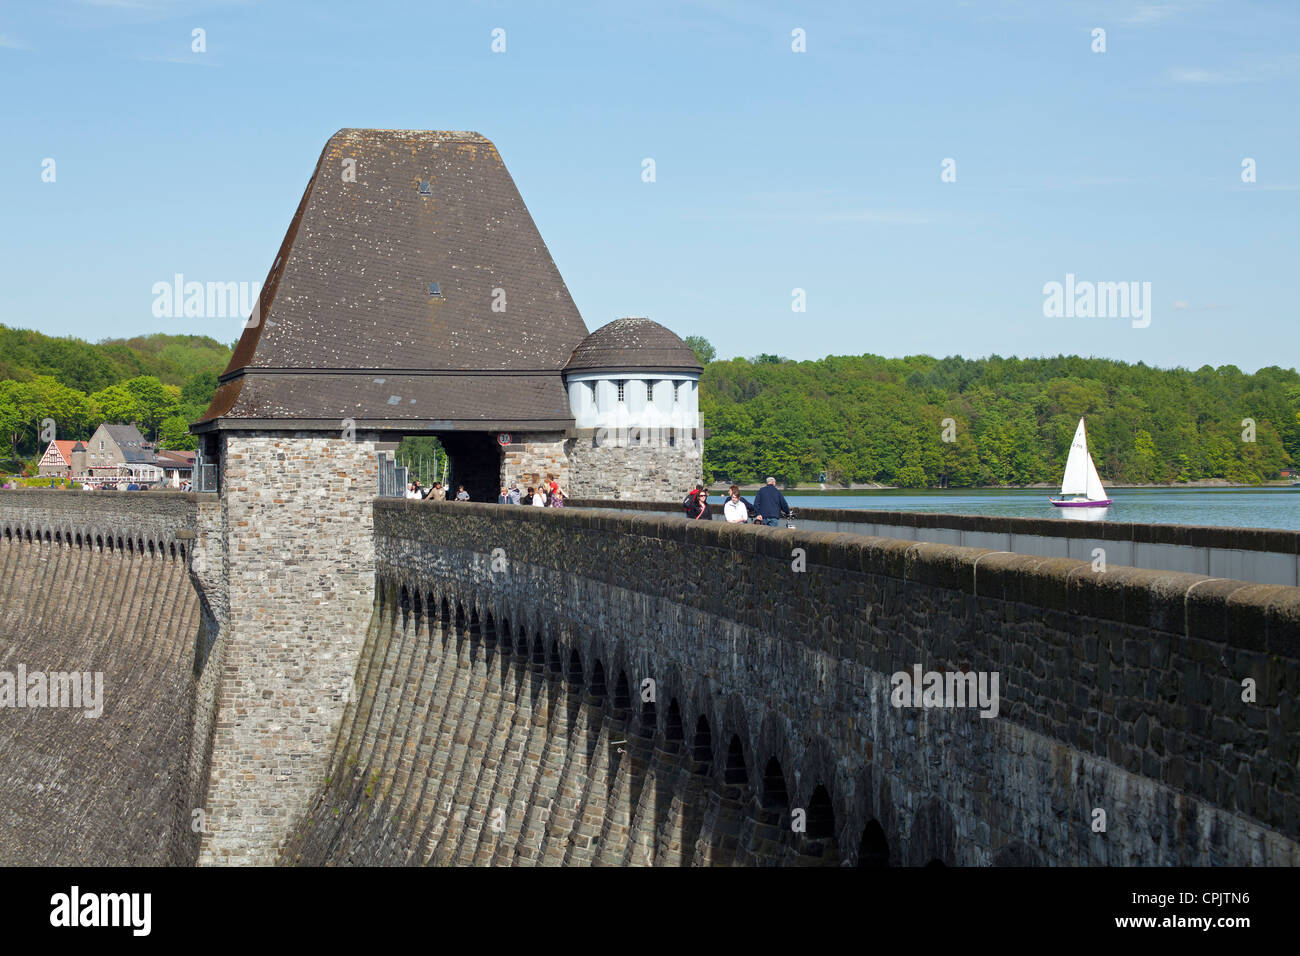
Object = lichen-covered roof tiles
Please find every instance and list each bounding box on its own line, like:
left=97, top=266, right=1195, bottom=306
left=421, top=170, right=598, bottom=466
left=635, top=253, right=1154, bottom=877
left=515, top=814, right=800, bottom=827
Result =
left=196, top=128, right=590, bottom=432
left=564, top=317, right=703, bottom=375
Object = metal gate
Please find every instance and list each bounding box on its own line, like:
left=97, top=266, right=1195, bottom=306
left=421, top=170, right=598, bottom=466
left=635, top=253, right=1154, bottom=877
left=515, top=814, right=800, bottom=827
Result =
left=377, top=454, right=408, bottom=498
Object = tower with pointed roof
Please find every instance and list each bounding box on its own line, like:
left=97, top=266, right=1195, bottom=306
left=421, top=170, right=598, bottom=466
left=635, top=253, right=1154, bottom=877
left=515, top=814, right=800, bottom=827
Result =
left=187, top=129, right=706, bottom=864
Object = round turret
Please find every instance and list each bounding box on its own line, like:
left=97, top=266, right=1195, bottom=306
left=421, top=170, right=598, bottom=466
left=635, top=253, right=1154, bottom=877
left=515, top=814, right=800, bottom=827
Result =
left=563, top=318, right=702, bottom=431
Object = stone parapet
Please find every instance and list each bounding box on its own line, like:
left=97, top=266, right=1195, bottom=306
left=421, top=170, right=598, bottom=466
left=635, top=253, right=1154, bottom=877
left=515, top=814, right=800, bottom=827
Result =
left=353, top=498, right=1299, bottom=865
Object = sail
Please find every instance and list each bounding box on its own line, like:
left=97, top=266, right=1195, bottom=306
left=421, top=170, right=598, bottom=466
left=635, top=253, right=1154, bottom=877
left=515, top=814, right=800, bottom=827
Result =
left=1060, top=419, right=1090, bottom=496
left=1084, top=451, right=1107, bottom=501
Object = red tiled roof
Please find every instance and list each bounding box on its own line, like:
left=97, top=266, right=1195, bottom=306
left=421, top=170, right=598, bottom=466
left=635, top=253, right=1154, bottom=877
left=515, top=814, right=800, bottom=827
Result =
left=41, top=440, right=77, bottom=465
left=154, top=450, right=196, bottom=466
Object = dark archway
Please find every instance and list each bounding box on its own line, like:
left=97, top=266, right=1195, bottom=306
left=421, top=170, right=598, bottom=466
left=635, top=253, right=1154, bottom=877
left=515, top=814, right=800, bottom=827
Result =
left=566, top=648, right=584, bottom=686
left=638, top=689, right=657, bottom=739
left=907, top=797, right=958, bottom=867
left=613, top=672, right=632, bottom=712
left=992, top=841, right=1044, bottom=866
left=724, top=735, right=747, bottom=786
left=664, top=699, right=684, bottom=744
left=692, top=716, right=713, bottom=769
left=858, top=819, right=890, bottom=867
left=806, top=784, right=835, bottom=840
left=437, top=432, right=502, bottom=504
left=761, top=758, right=790, bottom=811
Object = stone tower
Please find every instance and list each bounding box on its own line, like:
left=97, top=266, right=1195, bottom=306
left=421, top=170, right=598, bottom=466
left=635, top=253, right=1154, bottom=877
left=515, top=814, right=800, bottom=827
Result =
left=186, top=129, right=706, bottom=863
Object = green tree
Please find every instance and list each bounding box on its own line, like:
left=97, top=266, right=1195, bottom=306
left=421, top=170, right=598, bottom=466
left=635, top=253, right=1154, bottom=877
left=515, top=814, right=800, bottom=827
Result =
left=683, top=336, right=716, bottom=365
left=90, top=384, right=139, bottom=428
left=697, top=353, right=1296, bottom=487
left=182, top=370, right=220, bottom=408
left=121, top=376, right=179, bottom=440
left=396, top=435, right=448, bottom=485
left=157, top=415, right=198, bottom=451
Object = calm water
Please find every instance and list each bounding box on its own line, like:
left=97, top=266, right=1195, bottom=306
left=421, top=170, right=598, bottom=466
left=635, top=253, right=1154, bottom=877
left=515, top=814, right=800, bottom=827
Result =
left=782, top=487, right=1300, bottom=531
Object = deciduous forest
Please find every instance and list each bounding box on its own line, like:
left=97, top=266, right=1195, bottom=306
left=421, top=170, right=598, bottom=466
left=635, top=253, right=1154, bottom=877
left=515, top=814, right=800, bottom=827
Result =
left=2, top=325, right=1296, bottom=487
left=695, top=348, right=1299, bottom=487
left=0, top=325, right=229, bottom=463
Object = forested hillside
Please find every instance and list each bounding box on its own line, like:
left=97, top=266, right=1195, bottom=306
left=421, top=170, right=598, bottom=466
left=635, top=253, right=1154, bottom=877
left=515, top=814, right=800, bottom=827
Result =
left=699, top=353, right=1300, bottom=487
left=0, top=325, right=231, bottom=462
left=3, top=324, right=1297, bottom=487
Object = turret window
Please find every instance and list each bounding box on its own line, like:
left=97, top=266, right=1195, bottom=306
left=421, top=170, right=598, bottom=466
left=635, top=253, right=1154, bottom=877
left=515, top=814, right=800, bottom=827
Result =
left=616, top=380, right=626, bottom=404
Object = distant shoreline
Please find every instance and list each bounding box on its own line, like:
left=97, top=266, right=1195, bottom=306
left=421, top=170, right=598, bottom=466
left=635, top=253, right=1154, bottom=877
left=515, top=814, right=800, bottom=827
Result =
left=712, top=478, right=1296, bottom=493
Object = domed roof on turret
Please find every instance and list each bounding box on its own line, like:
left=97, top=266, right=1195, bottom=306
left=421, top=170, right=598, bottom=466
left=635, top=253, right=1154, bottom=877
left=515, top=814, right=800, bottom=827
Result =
left=564, top=317, right=703, bottom=374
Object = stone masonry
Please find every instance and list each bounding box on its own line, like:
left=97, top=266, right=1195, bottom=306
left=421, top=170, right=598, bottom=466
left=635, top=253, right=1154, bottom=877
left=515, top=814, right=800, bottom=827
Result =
left=194, top=433, right=379, bottom=864
left=566, top=433, right=703, bottom=499
left=0, top=489, right=206, bottom=865
left=2, top=488, right=1298, bottom=866
left=501, top=433, right=570, bottom=495
left=283, top=500, right=1300, bottom=866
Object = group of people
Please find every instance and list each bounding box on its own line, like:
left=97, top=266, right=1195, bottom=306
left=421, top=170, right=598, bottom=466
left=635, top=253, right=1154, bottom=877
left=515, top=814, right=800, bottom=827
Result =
left=683, top=477, right=792, bottom=526
left=405, top=480, right=470, bottom=501
left=498, top=475, right=565, bottom=507
left=404, top=474, right=567, bottom=506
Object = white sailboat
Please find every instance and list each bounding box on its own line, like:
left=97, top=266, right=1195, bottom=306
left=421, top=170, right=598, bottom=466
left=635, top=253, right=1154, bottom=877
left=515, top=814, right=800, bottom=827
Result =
left=1050, top=418, right=1112, bottom=508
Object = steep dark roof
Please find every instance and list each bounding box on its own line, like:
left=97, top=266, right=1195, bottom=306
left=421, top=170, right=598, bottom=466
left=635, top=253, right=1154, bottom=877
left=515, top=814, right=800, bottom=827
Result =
left=103, top=424, right=151, bottom=462
left=196, top=129, right=589, bottom=432
left=564, top=318, right=703, bottom=375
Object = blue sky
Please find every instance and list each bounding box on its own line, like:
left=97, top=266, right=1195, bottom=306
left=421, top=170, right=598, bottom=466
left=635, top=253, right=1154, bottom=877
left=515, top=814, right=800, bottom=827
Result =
left=1, top=0, right=1296, bottom=372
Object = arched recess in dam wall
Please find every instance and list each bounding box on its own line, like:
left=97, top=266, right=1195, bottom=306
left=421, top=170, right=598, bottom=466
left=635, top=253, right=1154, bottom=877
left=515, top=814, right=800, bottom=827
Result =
left=0, top=489, right=212, bottom=865
left=287, top=500, right=1300, bottom=866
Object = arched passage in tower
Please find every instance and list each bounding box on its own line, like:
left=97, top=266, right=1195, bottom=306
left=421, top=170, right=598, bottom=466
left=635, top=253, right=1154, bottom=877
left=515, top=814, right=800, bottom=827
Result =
left=436, top=433, right=504, bottom=503
left=388, top=430, right=505, bottom=503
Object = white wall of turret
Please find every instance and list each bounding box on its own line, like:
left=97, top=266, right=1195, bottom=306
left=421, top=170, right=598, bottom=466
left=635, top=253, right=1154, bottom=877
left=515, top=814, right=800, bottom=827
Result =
left=562, top=370, right=702, bottom=498
left=565, top=371, right=699, bottom=436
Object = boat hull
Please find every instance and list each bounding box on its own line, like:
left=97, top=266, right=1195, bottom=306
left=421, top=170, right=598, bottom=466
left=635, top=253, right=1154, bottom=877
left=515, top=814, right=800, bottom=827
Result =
left=1050, top=498, right=1112, bottom=508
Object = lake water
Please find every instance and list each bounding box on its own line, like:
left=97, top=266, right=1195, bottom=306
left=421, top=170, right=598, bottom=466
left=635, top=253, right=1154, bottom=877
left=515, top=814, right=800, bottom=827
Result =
left=781, top=487, right=1300, bottom=531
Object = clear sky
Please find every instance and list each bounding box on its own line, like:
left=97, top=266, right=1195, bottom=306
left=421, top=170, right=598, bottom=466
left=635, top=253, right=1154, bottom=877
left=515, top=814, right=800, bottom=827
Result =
left=1, top=0, right=1296, bottom=372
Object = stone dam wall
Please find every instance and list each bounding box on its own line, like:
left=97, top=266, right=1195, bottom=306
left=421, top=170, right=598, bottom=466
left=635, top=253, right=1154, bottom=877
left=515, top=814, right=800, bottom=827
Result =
left=0, top=489, right=209, bottom=865
left=285, top=500, right=1300, bottom=866
left=1, top=489, right=1297, bottom=865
